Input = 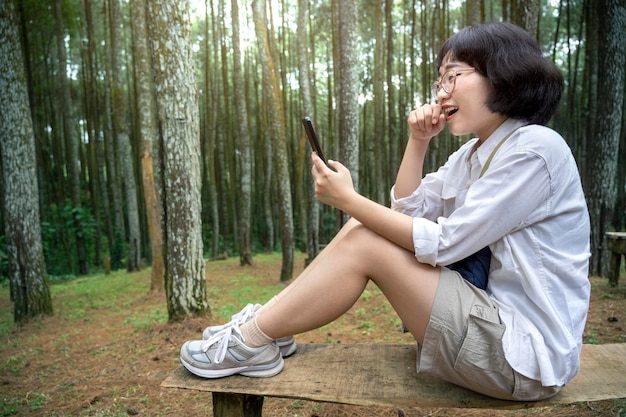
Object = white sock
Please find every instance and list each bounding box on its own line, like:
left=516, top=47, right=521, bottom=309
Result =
left=240, top=316, right=274, bottom=348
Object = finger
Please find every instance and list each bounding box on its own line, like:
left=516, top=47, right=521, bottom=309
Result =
left=435, top=113, right=445, bottom=130
left=327, top=159, right=343, bottom=172
left=414, top=106, right=430, bottom=130
left=426, top=106, right=444, bottom=132
left=411, top=104, right=442, bottom=131
left=311, top=152, right=326, bottom=168
left=428, top=105, right=443, bottom=126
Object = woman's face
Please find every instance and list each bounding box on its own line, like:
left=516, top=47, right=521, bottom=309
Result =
left=436, top=57, right=508, bottom=141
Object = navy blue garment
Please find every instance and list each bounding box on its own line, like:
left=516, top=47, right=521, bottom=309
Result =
left=447, top=246, right=492, bottom=290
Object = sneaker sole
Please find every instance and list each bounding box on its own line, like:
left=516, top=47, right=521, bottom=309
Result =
left=278, top=340, right=297, bottom=357
left=181, top=356, right=284, bottom=379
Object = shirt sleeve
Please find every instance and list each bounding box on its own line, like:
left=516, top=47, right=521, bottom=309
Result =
left=410, top=217, right=441, bottom=266
left=392, top=134, right=552, bottom=267
left=390, top=141, right=471, bottom=220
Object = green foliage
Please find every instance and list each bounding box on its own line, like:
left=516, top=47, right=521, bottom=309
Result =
left=321, top=210, right=340, bottom=244
left=40, top=201, right=98, bottom=276
left=110, top=228, right=125, bottom=271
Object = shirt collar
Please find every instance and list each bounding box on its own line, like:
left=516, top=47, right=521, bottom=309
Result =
left=474, top=118, right=526, bottom=167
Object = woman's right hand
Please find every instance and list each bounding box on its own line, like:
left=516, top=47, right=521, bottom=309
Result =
left=407, top=104, right=445, bottom=142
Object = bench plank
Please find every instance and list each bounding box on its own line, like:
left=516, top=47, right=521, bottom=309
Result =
left=162, top=343, right=626, bottom=410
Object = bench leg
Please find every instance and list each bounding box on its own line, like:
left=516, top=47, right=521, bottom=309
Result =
left=212, top=392, right=264, bottom=417
left=609, top=252, right=622, bottom=287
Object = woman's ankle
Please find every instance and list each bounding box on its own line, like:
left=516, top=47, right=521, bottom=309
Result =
left=240, top=316, right=274, bottom=348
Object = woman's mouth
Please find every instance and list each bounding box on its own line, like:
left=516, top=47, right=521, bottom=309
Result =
left=444, top=106, right=459, bottom=120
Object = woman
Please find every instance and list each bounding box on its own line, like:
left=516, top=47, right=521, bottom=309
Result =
left=180, top=21, right=590, bottom=401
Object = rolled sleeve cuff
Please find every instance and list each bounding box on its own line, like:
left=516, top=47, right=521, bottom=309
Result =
left=390, top=185, right=422, bottom=213
left=412, top=217, right=440, bottom=266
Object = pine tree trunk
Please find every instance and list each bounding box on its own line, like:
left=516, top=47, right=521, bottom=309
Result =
left=586, top=0, right=626, bottom=277
left=232, top=0, right=254, bottom=266
left=0, top=0, right=53, bottom=325
left=131, top=0, right=164, bottom=290
left=54, top=0, right=89, bottom=275
left=205, top=1, right=221, bottom=258
left=513, top=0, right=540, bottom=38
left=83, top=0, right=103, bottom=268
left=110, top=0, right=141, bottom=272
left=252, top=0, right=294, bottom=282
left=148, top=0, right=209, bottom=319
left=372, top=0, right=385, bottom=204
left=297, top=0, right=321, bottom=265
left=102, top=3, right=126, bottom=271
left=142, top=149, right=164, bottom=291
left=466, top=0, right=483, bottom=25
left=335, top=0, right=360, bottom=225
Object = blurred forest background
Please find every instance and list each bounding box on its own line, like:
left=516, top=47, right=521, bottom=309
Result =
left=0, top=0, right=624, bottom=323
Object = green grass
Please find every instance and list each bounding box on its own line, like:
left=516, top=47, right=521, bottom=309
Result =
left=0, top=392, right=46, bottom=416
left=0, top=269, right=168, bottom=334
left=0, top=253, right=293, bottom=337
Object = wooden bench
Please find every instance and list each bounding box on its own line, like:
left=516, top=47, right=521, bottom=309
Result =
left=606, top=232, right=626, bottom=286
left=161, top=342, right=626, bottom=417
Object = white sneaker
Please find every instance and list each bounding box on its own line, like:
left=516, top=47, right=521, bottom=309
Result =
left=180, top=325, right=284, bottom=378
left=202, top=303, right=297, bottom=357
left=202, top=303, right=260, bottom=339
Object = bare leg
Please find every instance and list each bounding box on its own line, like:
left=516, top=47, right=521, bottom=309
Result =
left=256, top=218, right=440, bottom=344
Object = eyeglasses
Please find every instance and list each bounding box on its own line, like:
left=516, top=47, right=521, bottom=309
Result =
left=431, top=67, right=475, bottom=103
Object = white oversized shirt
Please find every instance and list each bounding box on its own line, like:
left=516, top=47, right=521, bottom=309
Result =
left=391, top=118, right=590, bottom=387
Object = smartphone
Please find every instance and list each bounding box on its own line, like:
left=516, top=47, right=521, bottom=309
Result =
left=302, top=117, right=326, bottom=164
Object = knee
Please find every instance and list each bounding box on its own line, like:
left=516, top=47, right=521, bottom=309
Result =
left=340, top=221, right=392, bottom=253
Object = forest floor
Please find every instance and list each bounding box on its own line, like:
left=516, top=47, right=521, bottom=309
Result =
left=1, top=252, right=625, bottom=417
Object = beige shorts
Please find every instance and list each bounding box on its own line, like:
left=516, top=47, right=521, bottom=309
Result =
left=417, top=267, right=561, bottom=401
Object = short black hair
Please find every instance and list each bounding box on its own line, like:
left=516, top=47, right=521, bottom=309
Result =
left=436, top=21, right=563, bottom=125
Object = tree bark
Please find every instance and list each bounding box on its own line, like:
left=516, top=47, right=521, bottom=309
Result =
left=83, top=0, right=103, bottom=269
left=0, top=0, right=53, bottom=325
left=385, top=0, right=398, bottom=200
left=148, top=0, right=209, bottom=319
left=110, top=0, right=141, bottom=272
left=335, top=0, right=360, bottom=225
left=131, top=0, right=164, bottom=290
left=372, top=0, right=386, bottom=204
left=297, top=0, right=321, bottom=265
left=512, top=0, right=540, bottom=38
left=585, top=0, right=626, bottom=277
left=102, top=1, right=126, bottom=271
left=465, top=0, right=483, bottom=25
left=252, top=0, right=294, bottom=282
left=232, top=0, right=253, bottom=267
left=142, top=149, right=164, bottom=291
left=53, top=0, right=89, bottom=275
left=205, top=0, right=221, bottom=259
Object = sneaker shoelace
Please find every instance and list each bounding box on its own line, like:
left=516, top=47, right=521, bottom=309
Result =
left=222, top=303, right=257, bottom=329
left=201, top=324, right=244, bottom=364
